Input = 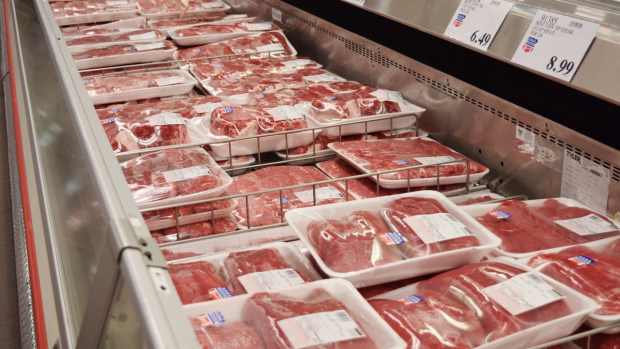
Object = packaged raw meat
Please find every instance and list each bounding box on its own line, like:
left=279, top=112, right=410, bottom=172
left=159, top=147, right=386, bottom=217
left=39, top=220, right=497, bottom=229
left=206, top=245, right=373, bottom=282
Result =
left=65, top=29, right=165, bottom=47
left=329, top=137, right=489, bottom=188
left=120, top=147, right=232, bottom=209
left=466, top=198, right=620, bottom=257
left=147, top=14, right=248, bottom=33
left=141, top=197, right=235, bottom=230
left=83, top=69, right=196, bottom=105
left=175, top=31, right=297, bottom=61
left=451, top=190, right=504, bottom=205
left=605, top=238, right=620, bottom=255
left=183, top=279, right=405, bottom=349
left=191, top=319, right=266, bottom=349
left=190, top=56, right=321, bottom=82
left=228, top=166, right=347, bottom=228
left=52, top=0, right=139, bottom=26
left=528, top=245, right=620, bottom=319
left=61, top=17, right=146, bottom=37
left=169, top=260, right=235, bottom=304
left=161, top=248, right=201, bottom=261
left=171, top=21, right=278, bottom=46
left=151, top=217, right=238, bottom=244
left=285, top=191, right=501, bottom=287
left=72, top=40, right=176, bottom=70
left=136, top=0, right=230, bottom=18
left=373, top=260, right=597, bottom=349
left=97, top=95, right=222, bottom=153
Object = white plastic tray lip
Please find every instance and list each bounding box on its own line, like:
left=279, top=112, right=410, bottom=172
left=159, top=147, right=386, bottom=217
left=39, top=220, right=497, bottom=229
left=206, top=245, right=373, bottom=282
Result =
left=285, top=190, right=501, bottom=286
left=170, top=29, right=272, bottom=46
left=138, top=2, right=232, bottom=19
left=55, top=11, right=139, bottom=27
left=88, top=70, right=196, bottom=105
left=275, top=147, right=333, bottom=160
left=144, top=199, right=238, bottom=231
left=182, top=278, right=407, bottom=349
left=206, top=127, right=318, bottom=158
left=461, top=197, right=620, bottom=260
left=148, top=15, right=253, bottom=35
left=371, top=257, right=598, bottom=349
left=328, top=136, right=491, bottom=189
left=74, top=46, right=176, bottom=70
left=62, top=19, right=148, bottom=38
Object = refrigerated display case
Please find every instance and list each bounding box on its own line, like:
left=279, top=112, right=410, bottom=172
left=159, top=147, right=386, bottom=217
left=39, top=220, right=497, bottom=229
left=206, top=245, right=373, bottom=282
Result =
left=2, top=0, right=619, bottom=348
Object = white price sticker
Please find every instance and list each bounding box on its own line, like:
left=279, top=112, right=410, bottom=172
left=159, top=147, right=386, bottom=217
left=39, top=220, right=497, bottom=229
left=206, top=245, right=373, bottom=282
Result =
left=444, top=0, right=513, bottom=51
left=193, top=102, right=223, bottom=115
left=237, top=268, right=305, bottom=293
left=129, top=31, right=158, bottom=41
left=163, top=165, right=212, bottom=183
left=555, top=214, right=618, bottom=236
left=283, top=59, right=316, bottom=71
left=271, top=8, right=283, bottom=22
left=265, top=105, right=305, bottom=121
left=278, top=310, right=366, bottom=349
left=294, top=187, right=343, bottom=203
left=511, top=11, right=599, bottom=82
left=256, top=43, right=285, bottom=53
left=242, top=22, right=273, bottom=31
left=133, top=42, right=166, bottom=51
left=155, top=75, right=186, bottom=86
left=483, top=272, right=564, bottom=315
left=147, top=112, right=184, bottom=125
left=370, top=89, right=403, bottom=102
left=414, top=156, right=457, bottom=166
left=303, top=73, right=345, bottom=83
left=404, top=213, right=471, bottom=244
left=561, top=150, right=610, bottom=214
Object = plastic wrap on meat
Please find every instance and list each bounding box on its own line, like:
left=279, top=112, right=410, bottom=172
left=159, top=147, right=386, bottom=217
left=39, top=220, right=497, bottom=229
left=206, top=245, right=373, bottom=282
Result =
left=52, top=0, right=136, bottom=19
left=242, top=289, right=378, bottom=349
left=370, top=290, right=486, bottom=348
left=358, top=277, right=423, bottom=299
left=605, top=239, right=620, bottom=255
left=151, top=217, right=238, bottom=243
left=72, top=40, right=175, bottom=60
left=528, top=246, right=620, bottom=316
left=383, top=197, right=480, bottom=258
left=417, top=262, right=572, bottom=343
left=176, top=31, right=295, bottom=60
left=121, top=148, right=224, bottom=206
left=175, top=21, right=276, bottom=37
left=307, top=210, right=403, bottom=273
left=191, top=319, right=266, bottom=349
left=62, top=26, right=127, bottom=37
left=137, top=0, right=228, bottom=15
left=458, top=195, right=499, bottom=206
left=191, top=56, right=320, bottom=82
left=228, top=166, right=346, bottom=227
left=142, top=197, right=232, bottom=223
left=161, top=248, right=201, bottom=261
left=330, top=138, right=488, bottom=181
left=83, top=70, right=191, bottom=96
left=147, top=14, right=236, bottom=29
left=477, top=199, right=620, bottom=254
left=223, top=248, right=313, bottom=294
left=209, top=105, right=307, bottom=138
left=66, top=29, right=165, bottom=46
left=169, top=260, right=234, bottom=304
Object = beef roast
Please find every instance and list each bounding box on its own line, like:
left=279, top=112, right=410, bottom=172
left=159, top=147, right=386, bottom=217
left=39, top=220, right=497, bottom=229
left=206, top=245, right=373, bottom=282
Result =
left=190, top=320, right=266, bottom=349
left=169, top=260, right=234, bottom=304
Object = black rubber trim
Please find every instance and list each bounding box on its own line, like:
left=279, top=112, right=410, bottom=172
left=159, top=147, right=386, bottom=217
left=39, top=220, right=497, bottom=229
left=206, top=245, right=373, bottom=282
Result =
left=283, top=0, right=620, bottom=150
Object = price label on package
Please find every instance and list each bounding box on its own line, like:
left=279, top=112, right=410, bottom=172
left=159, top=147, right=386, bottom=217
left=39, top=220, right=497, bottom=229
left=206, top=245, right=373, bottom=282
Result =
left=444, top=0, right=514, bottom=51
left=511, top=10, right=599, bottom=82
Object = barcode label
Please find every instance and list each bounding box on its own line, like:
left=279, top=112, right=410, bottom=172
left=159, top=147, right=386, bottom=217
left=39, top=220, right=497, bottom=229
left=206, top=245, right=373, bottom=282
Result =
left=483, top=272, right=564, bottom=315
left=414, top=156, right=457, bottom=166
left=194, top=311, right=226, bottom=327
left=155, top=75, right=186, bottom=86
left=554, top=214, right=619, bottom=236
left=147, top=112, right=184, bottom=125
left=256, top=43, right=284, bottom=53
left=265, top=105, right=305, bottom=121
left=294, top=187, right=343, bottom=203
left=242, top=22, right=273, bottom=31
left=129, top=31, right=158, bottom=41
left=404, top=213, right=471, bottom=244
left=278, top=310, right=366, bottom=348
left=193, top=102, right=223, bottom=115
left=133, top=42, right=166, bottom=51
left=237, top=268, right=305, bottom=292
left=163, top=165, right=212, bottom=183
left=283, top=59, right=316, bottom=71
left=101, top=116, right=116, bottom=125
left=379, top=231, right=407, bottom=246
left=370, top=89, right=403, bottom=102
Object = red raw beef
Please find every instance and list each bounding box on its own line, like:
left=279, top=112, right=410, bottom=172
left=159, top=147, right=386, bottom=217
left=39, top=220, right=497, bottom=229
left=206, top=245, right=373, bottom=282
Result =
left=175, top=21, right=276, bottom=37
left=309, top=87, right=409, bottom=122
left=229, top=166, right=347, bottom=227
left=191, top=56, right=320, bottom=82
left=175, top=31, right=295, bottom=60
left=142, top=197, right=233, bottom=223
left=161, top=248, right=201, bottom=261
left=52, top=0, right=135, bottom=18
left=369, top=290, right=487, bottom=348
left=383, top=197, right=480, bottom=257
left=528, top=245, right=620, bottom=316
left=66, top=29, right=165, bottom=46
left=476, top=199, right=619, bottom=254
left=151, top=217, right=237, bottom=243
left=191, top=320, right=266, bottom=349
left=417, top=262, right=571, bottom=343
left=306, top=210, right=403, bottom=272
left=576, top=333, right=620, bottom=349
left=83, top=70, right=190, bottom=96
left=209, top=105, right=307, bottom=138
left=137, top=0, right=227, bottom=15
left=330, top=138, right=488, bottom=181
left=72, top=40, right=175, bottom=60
left=148, top=14, right=230, bottom=29
left=120, top=148, right=223, bottom=206
left=223, top=248, right=313, bottom=294
left=169, top=260, right=235, bottom=304
left=242, top=289, right=378, bottom=349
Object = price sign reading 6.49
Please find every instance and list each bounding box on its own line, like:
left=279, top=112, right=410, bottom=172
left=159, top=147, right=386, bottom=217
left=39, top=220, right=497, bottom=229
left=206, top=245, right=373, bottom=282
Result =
left=512, top=10, right=600, bottom=82
left=444, top=0, right=514, bottom=51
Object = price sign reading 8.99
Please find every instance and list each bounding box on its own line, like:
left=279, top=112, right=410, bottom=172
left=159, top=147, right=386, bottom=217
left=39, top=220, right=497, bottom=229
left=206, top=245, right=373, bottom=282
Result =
left=512, top=10, right=600, bottom=82
left=444, top=0, right=514, bottom=51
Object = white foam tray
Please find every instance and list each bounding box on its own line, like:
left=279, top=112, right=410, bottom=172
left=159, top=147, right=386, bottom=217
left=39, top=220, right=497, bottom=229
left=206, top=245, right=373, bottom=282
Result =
left=285, top=190, right=501, bottom=288
left=521, top=237, right=620, bottom=333
left=207, top=127, right=318, bottom=158
left=461, top=197, right=620, bottom=260
left=55, top=11, right=139, bottom=27
left=88, top=70, right=196, bottom=105
left=144, top=199, right=237, bottom=231
left=308, top=108, right=424, bottom=138
left=73, top=46, right=175, bottom=70
left=182, top=278, right=407, bottom=349
left=373, top=257, right=598, bottom=349
left=328, top=137, right=490, bottom=189
left=62, top=17, right=147, bottom=38
left=138, top=2, right=231, bottom=19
